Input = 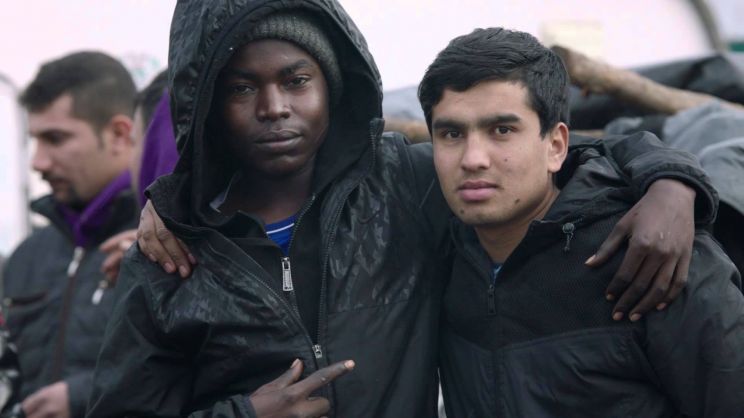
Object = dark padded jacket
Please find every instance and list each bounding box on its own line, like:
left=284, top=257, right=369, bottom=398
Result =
left=440, top=141, right=744, bottom=418
left=2, top=192, right=137, bottom=417
left=87, top=1, right=719, bottom=417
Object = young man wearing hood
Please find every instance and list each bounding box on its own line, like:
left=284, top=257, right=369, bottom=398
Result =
left=91, top=1, right=718, bottom=417
left=5, top=51, right=138, bottom=418
left=422, top=28, right=744, bottom=417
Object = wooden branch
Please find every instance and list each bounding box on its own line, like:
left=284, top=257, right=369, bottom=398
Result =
left=552, top=45, right=744, bottom=114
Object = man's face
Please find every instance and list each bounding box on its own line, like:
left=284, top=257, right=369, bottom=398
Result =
left=431, top=80, right=567, bottom=229
left=217, top=39, right=330, bottom=179
left=29, top=94, right=119, bottom=209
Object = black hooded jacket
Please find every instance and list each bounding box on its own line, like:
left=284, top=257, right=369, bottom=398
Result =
left=440, top=142, right=744, bottom=418
left=87, top=1, right=719, bottom=417
left=3, top=192, right=138, bottom=418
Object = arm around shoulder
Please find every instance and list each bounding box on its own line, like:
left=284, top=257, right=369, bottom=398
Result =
left=577, top=131, right=718, bottom=225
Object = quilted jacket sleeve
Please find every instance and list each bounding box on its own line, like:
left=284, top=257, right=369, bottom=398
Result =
left=85, top=249, right=257, bottom=418
left=572, top=131, right=718, bottom=225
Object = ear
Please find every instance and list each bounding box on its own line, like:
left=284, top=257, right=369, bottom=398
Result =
left=546, top=122, right=569, bottom=174
left=101, top=114, right=134, bottom=155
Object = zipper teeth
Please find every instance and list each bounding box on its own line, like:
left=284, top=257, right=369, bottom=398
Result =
left=282, top=195, right=317, bottom=326
left=207, top=241, right=316, bottom=356
left=51, top=247, right=85, bottom=381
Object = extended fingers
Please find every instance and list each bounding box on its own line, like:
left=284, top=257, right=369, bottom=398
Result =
left=295, top=360, right=355, bottom=396
left=586, top=218, right=629, bottom=267
left=137, top=208, right=176, bottom=274
left=628, top=259, right=676, bottom=320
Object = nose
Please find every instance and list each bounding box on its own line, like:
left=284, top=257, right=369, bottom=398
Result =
left=256, top=85, right=290, bottom=122
left=460, top=135, right=491, bottom=172
left=31, top=141, right=52, bottom=173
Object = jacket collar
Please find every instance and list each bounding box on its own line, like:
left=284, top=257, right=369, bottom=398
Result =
left=33, top=171, right=137, bottom=247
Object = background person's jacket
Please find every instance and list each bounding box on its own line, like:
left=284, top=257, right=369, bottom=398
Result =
left=440, top=140, right=744, bottom=418
left=2, top=187, right=137, bottom=418
left=86, top=1, right=719, bottom=417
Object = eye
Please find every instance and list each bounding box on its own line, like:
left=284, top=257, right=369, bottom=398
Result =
left=286, top=76, right=309, bottom=88
left=493, top=126, right=512, bottom=135
left=229, top=84, right=254, bottom=96
left=440, top=130, right=462, bottom=140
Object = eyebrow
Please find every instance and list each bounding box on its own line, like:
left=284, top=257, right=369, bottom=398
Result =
left=222, top=59, right=315, bottom=80
left=432, top=113, right=522, bottom=131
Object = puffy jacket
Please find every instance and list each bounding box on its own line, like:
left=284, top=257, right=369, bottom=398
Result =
left=2, top=191, right=138, bottom=417
left=87, top=1, right=719, bottom=417
left=440, top=141, right=744, bottom=418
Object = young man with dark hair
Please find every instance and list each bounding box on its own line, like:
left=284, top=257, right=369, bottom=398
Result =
left=421, top=27, right=744, bottom=417
left=91, top=1, right=717, bottom=417
left=3, top=51, right=138, bottom=418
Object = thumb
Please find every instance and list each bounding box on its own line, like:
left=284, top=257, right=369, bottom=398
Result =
left=587, top=223, right=628, bottom=267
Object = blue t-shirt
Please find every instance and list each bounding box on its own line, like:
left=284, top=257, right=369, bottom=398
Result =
left=266, top=216, right=297, bottom=255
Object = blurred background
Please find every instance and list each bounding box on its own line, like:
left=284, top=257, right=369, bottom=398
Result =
left=2, top=0, right=744, bottom=257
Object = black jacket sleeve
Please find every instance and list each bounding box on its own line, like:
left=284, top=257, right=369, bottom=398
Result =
left=86, top=250, right=257, bottom=418
left=645, top=231, right=744, bottom=417
left=571, top=131, right=718, bottom=225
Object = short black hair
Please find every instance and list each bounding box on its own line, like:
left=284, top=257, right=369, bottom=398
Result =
left=418, top=27, right=569, bottom=136
left=135, top=70, right=168, bottom=128
left=19, top=51, right=137, bottom=132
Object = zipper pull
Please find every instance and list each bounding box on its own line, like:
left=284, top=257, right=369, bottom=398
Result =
left=91, top=279, right=109, bottom=305
left=487, top=285, right=496, bottom=314
left=67, top=247, right=85, bottom=278
left=281, top=257, right=294, bottom=292
left=313, top=344, right=323, bottom=359
left=562, top=222, right=575, bottom=252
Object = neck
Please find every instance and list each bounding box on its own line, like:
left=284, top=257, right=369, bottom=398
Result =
left=475, top=185, right=560, bottom=263
left=222, top=164, right=314, bottom=224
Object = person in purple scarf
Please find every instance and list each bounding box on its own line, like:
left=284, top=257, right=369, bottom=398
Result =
left=100, top=71, right=179, bottom=281
left=3, top=51, right=138, bottom=418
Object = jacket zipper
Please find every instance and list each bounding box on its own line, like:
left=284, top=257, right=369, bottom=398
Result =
left=282, top=195, right=319, bottom=357
left=50, top=246, right=85, bottom=381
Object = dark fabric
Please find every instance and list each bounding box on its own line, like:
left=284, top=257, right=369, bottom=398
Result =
left=138, top=92, right=178, bottom=208
left=569, top=53, right=744, bottom=129
left=2, top=190, right=138, bottom=418
left=88, top=0, right=720, bottom=416
left=89, top=1, right=450, bottom=416
left=440, top=144, right=744, bottom=418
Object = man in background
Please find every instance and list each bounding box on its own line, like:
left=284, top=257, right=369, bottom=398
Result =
left=3, top=51, right=138, bottom=418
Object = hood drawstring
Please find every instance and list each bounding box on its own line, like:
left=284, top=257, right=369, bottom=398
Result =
left=562, top=222, right=575, bottom=252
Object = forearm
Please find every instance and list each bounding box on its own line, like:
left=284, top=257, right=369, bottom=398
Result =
left=572, top=131, right=718, bottom=224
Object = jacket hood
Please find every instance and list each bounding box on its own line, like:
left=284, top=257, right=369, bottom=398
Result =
left=138, top=92, right=179, bottom=208
left=150, top=0, right=383, bottom=228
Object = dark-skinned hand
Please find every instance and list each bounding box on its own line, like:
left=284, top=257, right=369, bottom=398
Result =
left=249, top=359, right=355, bottom=418
left=137, top=200, right=196, bottom=278
left=585, top=179, right=696, bottom=322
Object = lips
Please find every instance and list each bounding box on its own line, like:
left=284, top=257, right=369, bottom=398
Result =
left=457, top=180, right=499, bottom=202
left=255, top=130, right=300, bottom=143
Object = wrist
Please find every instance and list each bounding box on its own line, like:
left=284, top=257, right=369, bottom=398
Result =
left=648, top=178, right=696, bottom=202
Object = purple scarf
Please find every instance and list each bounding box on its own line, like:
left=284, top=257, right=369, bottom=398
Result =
left=59, top=170, right=131, bottom=247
